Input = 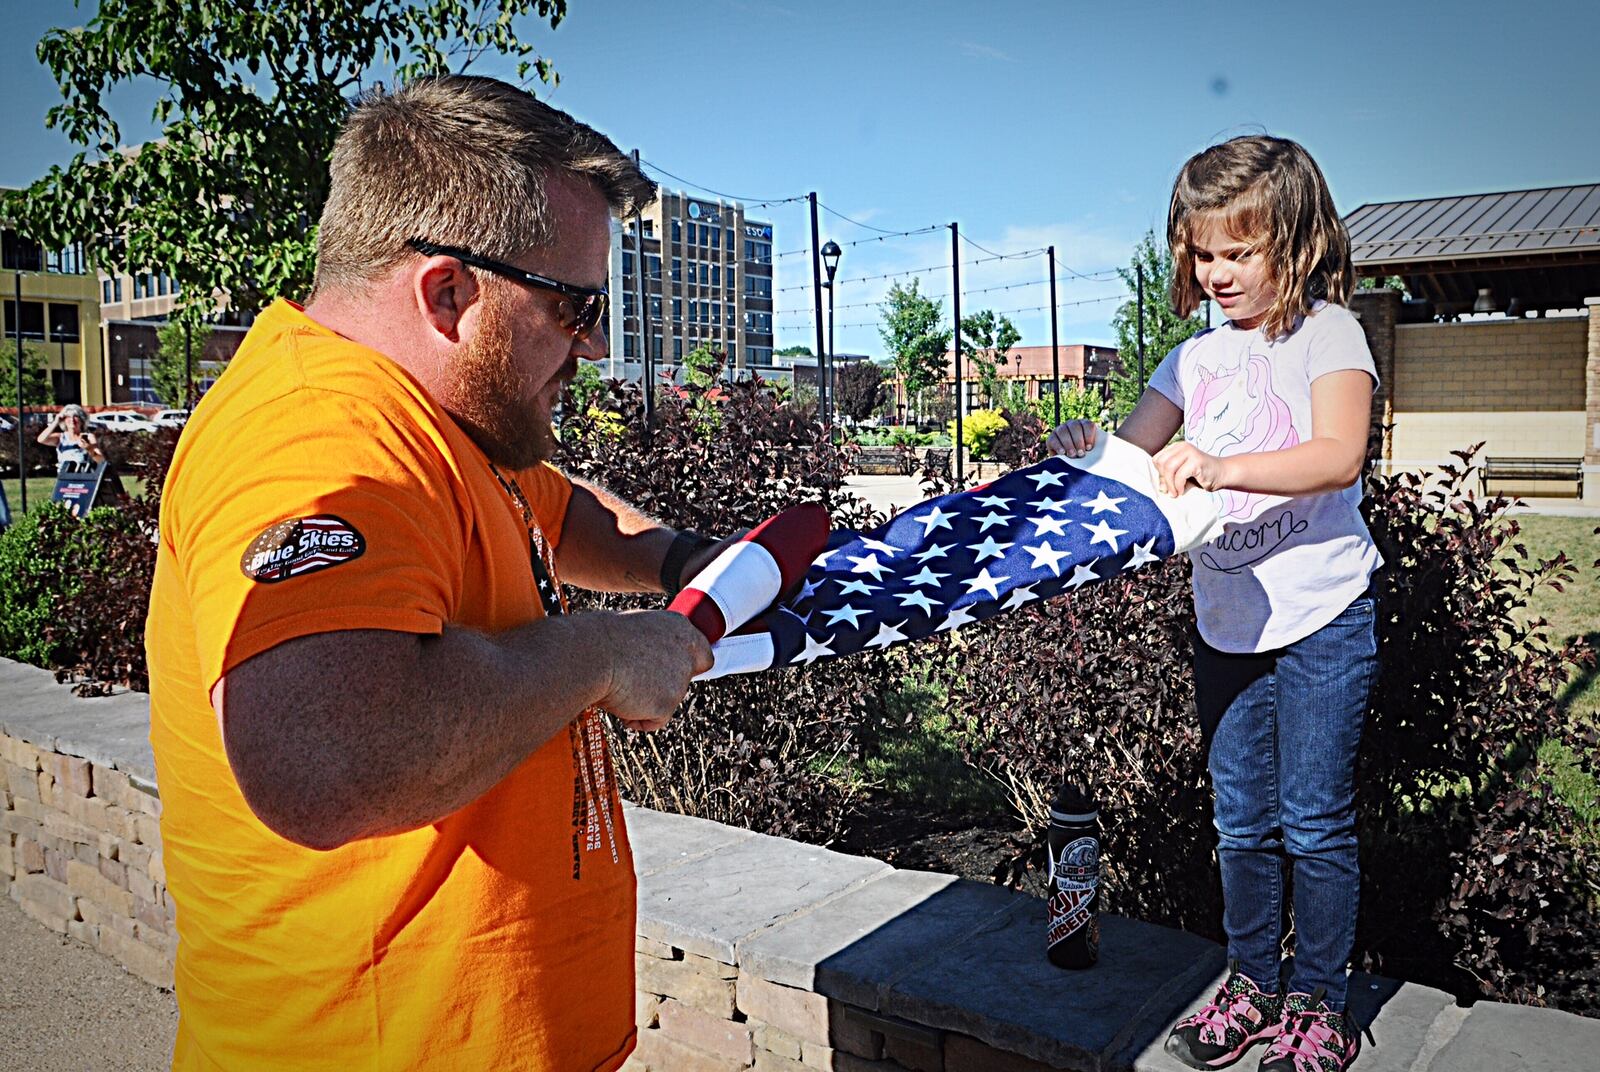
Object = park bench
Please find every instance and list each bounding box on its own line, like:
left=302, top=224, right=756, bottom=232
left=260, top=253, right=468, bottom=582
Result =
left=854, top=445, right=915, bottom=476
left=1479, top=456, right=1584, bottom=498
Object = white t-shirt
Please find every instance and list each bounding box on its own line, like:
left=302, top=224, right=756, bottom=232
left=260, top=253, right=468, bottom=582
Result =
left=1147, top=302, right=1382, bottom=653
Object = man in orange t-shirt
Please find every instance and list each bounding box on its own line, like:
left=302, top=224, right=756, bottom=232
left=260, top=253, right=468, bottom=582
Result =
left=145, top=76, right=723, bottom=1070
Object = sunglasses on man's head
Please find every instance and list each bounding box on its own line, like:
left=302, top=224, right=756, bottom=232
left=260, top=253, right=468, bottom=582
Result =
left=407, top=239, right=609, bottom=340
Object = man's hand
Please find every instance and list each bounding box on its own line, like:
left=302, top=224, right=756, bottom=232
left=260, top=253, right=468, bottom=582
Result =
left=593, top=610, right=713, bottom=732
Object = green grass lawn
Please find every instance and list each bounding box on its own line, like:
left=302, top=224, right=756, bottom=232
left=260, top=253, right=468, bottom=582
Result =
left=2, top=474, right=147, bottom=517
left=1512, top=514, right=1600, bottom=831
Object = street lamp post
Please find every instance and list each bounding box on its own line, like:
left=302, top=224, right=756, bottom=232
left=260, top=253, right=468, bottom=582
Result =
left=820, top=240, right=841, bottom=432
left=14, top=270, right=26, bottom=514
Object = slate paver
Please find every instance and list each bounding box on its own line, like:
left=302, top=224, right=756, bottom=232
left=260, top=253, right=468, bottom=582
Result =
left=636, top=827, right=889, bottom=963
left=1426, top=999, right=1600, bottom=1072
left=882, top=902, right=1226, bottom=1070
left=0, top=658, right=154, bottom=782
left=624, top=803, right=755, bottom=877
left=738, top=869, right=1018, bottom=1010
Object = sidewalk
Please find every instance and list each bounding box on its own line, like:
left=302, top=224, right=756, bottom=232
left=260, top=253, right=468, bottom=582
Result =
left=0, top=895, right=175, bottom=1071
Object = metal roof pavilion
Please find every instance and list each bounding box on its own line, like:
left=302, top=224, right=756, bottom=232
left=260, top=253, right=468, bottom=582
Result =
left=1345, top=183, right=1600, bottom=315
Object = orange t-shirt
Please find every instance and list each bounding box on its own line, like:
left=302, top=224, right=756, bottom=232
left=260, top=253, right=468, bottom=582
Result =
left=146, top=299, right=636, bottom=1071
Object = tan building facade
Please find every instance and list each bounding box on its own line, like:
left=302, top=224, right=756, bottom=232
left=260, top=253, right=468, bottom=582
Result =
left=608, top=188, right=774, bottom=384
left=2, top=221, right=106, bottom=407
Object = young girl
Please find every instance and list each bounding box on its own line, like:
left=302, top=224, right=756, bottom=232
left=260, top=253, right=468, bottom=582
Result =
left=1052, top=135, right=1378, bottom=1072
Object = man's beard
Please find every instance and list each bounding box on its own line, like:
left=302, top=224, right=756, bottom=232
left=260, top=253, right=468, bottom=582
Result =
left=448, top=283, right=561, bottom=470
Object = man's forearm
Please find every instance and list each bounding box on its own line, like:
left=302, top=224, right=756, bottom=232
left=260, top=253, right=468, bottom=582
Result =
left=218, top=617, right=616, bottom=850
left=557, top=478, right=677, bottom=592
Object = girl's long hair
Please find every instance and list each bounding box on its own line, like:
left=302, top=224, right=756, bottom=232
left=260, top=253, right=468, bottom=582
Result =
left=1167, top=135, right=1353, bottom=340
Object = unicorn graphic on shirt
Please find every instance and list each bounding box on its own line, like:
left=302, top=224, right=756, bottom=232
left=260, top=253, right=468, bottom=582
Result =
left=1190, top=353, right=1299, bottom=520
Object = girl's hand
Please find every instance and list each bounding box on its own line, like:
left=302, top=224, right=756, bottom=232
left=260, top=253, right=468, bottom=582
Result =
left=1152, top=441, right=1230, bottom=497
left=1047, top=419, right=1099, bottom=459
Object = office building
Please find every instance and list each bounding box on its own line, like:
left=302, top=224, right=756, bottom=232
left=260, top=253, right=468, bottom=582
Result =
left=608, top=188, right=775, bottom=384
left=2, top=197, right=107, bottom=406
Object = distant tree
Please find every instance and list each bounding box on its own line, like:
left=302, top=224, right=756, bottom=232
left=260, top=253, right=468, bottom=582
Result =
left=834, top=361, right=887, bottom=423
left=4, top=0, right=568, bottom=319
left=0, top=344, right=54, bottom=408
left=878, top=279, right=951, bottom=425
left=959, top=309, right=1020, bottom=406
left=774, top=344, right=814, bottom=358
left=1358, top=274, right=1408, bottom=295
left=1107, top=230, right=1205, bottom=421
left=152, top=318, right=215, bottom=408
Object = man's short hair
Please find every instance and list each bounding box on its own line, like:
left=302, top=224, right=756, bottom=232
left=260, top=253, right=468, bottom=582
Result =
left=312, top=75, right=657, bottom=293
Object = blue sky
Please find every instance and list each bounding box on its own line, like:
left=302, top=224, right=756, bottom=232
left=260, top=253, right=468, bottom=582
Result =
left=3, top=1, right=1597, bottom=354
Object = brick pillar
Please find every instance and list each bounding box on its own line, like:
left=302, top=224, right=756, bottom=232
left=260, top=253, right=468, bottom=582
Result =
left=1349, top=288, right=1401, bottom=473
left=1585, top=298, right=1600, bottom=504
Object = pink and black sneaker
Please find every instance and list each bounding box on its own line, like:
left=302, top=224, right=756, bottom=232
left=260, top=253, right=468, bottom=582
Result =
left=1164, top=963, right=1284, bottom=1069
left=1257, top=988, right=1360, bottom=1072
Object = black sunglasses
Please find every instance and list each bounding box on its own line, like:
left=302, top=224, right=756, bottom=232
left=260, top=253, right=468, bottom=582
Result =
left=408, top=239, right=609, bottom=340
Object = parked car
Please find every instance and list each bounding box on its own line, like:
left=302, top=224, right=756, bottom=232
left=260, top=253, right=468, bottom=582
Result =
left=151, top=409, right=190, bottom=429
left=88, top=411, right=158, bottom=433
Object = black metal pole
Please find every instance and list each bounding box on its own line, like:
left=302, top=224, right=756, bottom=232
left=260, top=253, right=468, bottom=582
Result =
left=951, top=222, right=963, bottom=484
left=808, top=193, right=826, bottom=429
left=1048, top=245, right=1061, bottom=426
left=1136, top=262, right=1146, bottom=391
left=826, top=284, right=835, bottom=430
left=14, top=271, right=25, bottom=515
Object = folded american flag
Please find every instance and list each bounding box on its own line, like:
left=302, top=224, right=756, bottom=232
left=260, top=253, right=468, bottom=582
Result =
left=698, top=436, right=1222, bottom=679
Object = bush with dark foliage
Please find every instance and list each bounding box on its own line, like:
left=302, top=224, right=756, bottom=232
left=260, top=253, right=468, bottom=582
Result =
left=557, top=375, right=901, bottom=843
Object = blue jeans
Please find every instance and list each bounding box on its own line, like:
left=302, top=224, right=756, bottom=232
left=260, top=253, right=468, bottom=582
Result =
left=1193, top=593, right=1378, bottom=1011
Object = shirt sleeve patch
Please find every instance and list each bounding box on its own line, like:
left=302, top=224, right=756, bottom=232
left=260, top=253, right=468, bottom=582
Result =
left=241, top=515, right=367, bottom=584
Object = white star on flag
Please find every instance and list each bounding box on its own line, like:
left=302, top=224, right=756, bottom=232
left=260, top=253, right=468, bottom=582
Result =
left=1065, top=562, right=1099, bottom=589
left=847, top=553, right=890, bottom=578
left=1025, top=469, right=1066, bottom=489
left=974, top=493, right=1014, bottom=508
left=865, top=621, right=909, bottom=648
left=968, top=536, right=1013, bottom=562
left=964, top=567, right=1008, bottom=599
left=1125, top=538, right=1160, bottom=570
left=1082, top=490, right=1127, bottom=514
left=905, top=566, right=948, bottom=588
left=936, top=605, right=977, bottom=631
left=1028, top=514, right=1073, bottom=537
left=896, top=589, right=942, bottom=614
left=812, top=548, right=838, bottom=568
left=799, top=577, right=822, bottom=600
left=912, top=542, right=953, bottom=563
left=838, top=578, right=880, bottom=596
left=912, top=505, right=955, bottom=534
left=1028, top=496, right=1070, bottom=513
left=1022, top=541, right=1071, bottom=576
left=794, top=634, right=836, bottom=664
left=974, top=510, right=1014, bottom=532
left=822, top=604, right=869, bottom=627
left=1003, top=583, right=1040, bottom=610
left=861, top=537, right=899, bottom=556
left=1082, top=519, right=1128, bottom=552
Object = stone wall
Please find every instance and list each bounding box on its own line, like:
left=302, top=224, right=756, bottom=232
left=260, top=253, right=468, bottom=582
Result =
left=6, top=656, right=1600, bottom=1071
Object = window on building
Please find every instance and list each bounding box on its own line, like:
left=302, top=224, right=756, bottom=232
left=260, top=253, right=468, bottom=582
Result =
left=3, top=300, right=46, bottom=340
left=622, top=251, right=635, bottom=276
left=710, top=264, right=720, bottom=287
left=646, top=254, right=660, bottom=279
left=157, top=274, right=169, bottom=297
left=671, top=258, right=682, bottom=282
left=706, top=226, right=718, bottom=248
left=672, top=298, right=682, bottom=322
left=623, top=334, right=636, bottom=358
left=689, top=300, right=698, bottom=323
left=712, top=302, right=721, bottom=326
left=48, top=304, right=80, bottom=343
left=726, top=342, right=737, bottom=363
left=652, top=335, right=663, bottom=359
left=113, top=277, right=123, bottom=302
left=623, top=291, right=637, bottom=319
left=674, top=338, right=683, bottom=359
left=671, top=218, right=681, bottom=242
left=101, top=279, right=112, bottom=304
left=649, top=295, right=662, bottom=321
left=726, top=228, right=735, bottom=252
left=1, top=230, right=44, bottom=272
